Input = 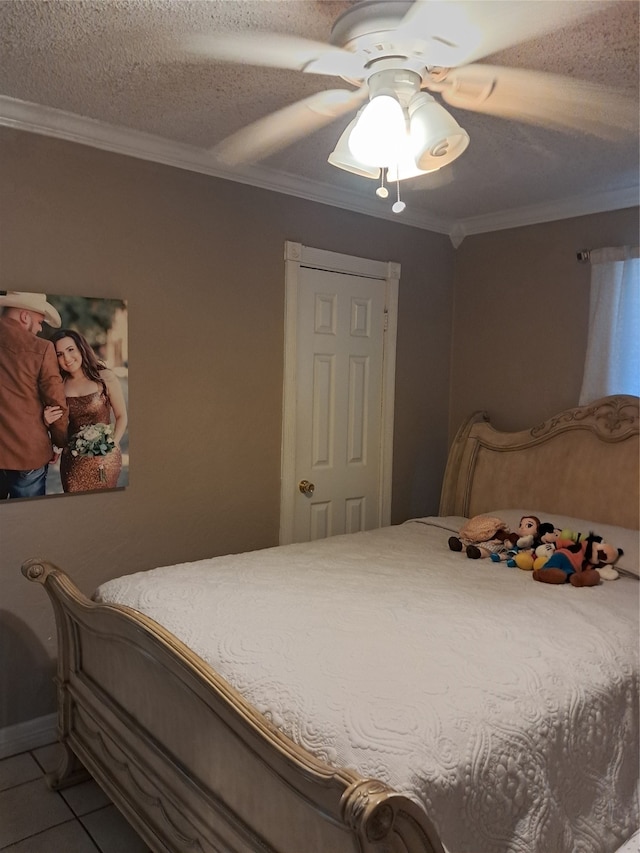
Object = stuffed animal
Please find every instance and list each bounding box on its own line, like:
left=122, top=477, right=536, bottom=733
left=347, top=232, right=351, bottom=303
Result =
left=533, top=542, right=557, bottom=570
left=532, top=537, right=620, bottom=579
left=513, top=542, right=556, bottom=571
left=559, top=528, right=585, bottom=544
left=538, top=524, right=562, bottom=545
left=448, top=515, right=514, bottom=560
left=532, top=532, right=623, bottom=587
left=596, top=565, right=620, bottom=581
left=489, top=517, right=560, bottom=569
left=490, top=515, right=541, bottom=564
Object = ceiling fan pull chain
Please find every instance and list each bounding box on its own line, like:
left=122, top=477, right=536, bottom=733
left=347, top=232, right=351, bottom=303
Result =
left=392, top=173, right=406, bottom=214
left=375, top=168, right=389, bottom=199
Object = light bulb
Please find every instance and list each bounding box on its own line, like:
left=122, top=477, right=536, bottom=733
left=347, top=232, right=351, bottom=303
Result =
left=392, top=200, right=406, bottom=214
left=376, top=186, right=389, bottom=199
left=348, top=95, right=407, bottom=167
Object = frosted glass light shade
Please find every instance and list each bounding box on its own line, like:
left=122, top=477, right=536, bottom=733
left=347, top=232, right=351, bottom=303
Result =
left=409, top=93, right=470, bottom=170
left=387, top=150, right=439, bottom=182
left=328, top=117, right=381, bottom=179
left=348, top=95, right=407, bottom=167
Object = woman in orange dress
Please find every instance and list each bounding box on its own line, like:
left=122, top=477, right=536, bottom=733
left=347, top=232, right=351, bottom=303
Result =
left=45, top=329, right=127, bottom=492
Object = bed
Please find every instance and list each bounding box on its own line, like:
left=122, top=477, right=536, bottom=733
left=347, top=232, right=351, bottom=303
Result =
left=22, top=394, right=639, bottom=853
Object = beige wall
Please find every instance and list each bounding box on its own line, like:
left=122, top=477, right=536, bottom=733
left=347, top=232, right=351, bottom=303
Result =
left=449, top=207, right=640, bottom=436
left=0, top=128, right=454, bottom=727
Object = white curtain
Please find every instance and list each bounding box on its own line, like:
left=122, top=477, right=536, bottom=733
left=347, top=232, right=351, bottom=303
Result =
left=579, top=245, right=640, bottom=405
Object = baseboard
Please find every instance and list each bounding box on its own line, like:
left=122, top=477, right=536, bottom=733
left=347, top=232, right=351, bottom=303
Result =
left=0, top=713, right=57, bottom=759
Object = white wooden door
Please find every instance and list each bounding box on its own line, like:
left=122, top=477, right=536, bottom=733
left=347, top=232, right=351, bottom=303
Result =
left=281, top=243, right=399, bottom=544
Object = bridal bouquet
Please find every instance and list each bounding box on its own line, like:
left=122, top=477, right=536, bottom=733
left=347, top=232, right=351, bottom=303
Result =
left=68, top=423, right=116, bottom=458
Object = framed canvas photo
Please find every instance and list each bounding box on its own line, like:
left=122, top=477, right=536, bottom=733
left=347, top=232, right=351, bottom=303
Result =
left=0, top=290, right=128, bottom=500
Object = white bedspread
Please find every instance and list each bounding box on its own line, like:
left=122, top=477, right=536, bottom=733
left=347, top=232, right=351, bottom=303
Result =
left=94, top=518, right=640, bottom=853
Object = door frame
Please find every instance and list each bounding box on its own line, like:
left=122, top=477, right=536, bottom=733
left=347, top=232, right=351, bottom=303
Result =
left=280, top=241, right=400, bottom=544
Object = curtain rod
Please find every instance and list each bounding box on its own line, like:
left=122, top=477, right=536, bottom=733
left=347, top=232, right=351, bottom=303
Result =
left=577, top=246, right=639, bottom=263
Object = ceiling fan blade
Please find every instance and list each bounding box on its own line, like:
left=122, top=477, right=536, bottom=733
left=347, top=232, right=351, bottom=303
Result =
left=212, top=88, right=368, bottom=167
left=429, top=65, right=638, bottom=139
left=187, top=32, right=364, bottom=79
left=396, top=1, right=599, bottom=67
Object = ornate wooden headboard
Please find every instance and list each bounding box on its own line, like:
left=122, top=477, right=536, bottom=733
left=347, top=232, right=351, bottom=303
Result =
left=439, top=395, right=640, bottom=529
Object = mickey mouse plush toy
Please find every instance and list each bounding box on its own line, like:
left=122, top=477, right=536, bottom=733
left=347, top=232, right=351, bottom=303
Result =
left=532, top=532, right=623, bottom=587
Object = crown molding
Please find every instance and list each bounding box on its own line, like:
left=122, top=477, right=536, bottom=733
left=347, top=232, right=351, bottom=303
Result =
left=0, top=96, right=449, bottom=234
left=454, top=185, right=640, bottom=243
left=0, top=96, right=637, bottom=246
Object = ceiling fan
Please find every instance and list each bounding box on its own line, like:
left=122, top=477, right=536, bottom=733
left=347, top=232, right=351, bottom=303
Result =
left=187, top=0, right=636, bottom=212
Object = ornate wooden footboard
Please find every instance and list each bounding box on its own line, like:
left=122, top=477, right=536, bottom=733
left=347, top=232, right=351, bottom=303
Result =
left=22, top=558, right=445, bottom=853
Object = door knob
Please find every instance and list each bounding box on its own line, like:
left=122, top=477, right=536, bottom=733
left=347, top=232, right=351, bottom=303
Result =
left=298, top=479, right=315, bottom=496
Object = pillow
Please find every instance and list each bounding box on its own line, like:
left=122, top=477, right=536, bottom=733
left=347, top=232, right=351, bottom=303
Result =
left=410, top=516, right=468, bottom=535
left=488, top=509, right=639, bottom=577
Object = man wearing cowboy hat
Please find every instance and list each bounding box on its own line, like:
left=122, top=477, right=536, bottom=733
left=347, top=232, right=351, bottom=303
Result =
left=0, top=291, right=69, bottom=499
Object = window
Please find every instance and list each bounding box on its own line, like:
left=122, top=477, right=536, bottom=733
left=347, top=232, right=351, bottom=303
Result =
left=579, top=246, right=640, bottom=404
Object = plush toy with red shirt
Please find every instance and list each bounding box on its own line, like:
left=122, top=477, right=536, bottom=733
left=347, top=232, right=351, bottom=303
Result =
left=532, top=532, right=623, bottom=587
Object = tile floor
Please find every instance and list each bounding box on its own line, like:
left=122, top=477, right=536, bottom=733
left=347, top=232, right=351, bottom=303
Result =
left=0, top=742, right=151, bottom=852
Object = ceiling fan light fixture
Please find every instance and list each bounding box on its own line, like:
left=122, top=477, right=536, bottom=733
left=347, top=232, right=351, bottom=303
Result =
left=408, top=92, right=470, bottom=170
left=328, top=116, right=382, bottom=179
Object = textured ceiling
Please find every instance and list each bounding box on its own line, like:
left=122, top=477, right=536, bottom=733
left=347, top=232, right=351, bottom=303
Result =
left=0, top=0, right=638, bottom=237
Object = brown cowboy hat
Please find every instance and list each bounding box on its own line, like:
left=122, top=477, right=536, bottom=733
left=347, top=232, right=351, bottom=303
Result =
left=0, top=291, right=61, bottom=328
